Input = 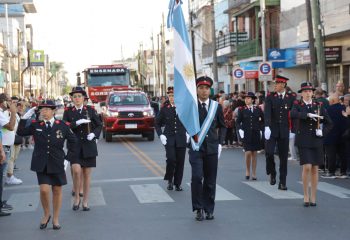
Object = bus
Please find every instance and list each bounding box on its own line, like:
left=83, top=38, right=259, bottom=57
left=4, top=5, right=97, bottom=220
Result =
left=83, top=64, right=130, bottom=103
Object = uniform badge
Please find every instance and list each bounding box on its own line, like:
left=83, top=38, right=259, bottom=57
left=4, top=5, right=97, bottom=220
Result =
left=56, top=130, right=63, bottom=139
left=285, top=104, right=288, bottom=109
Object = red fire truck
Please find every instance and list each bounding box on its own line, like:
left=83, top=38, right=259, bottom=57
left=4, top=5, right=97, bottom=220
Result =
left=83, top=64, right=130, bottom=104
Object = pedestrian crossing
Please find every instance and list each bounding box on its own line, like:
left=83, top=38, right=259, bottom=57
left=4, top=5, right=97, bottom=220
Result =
left=5, top=181, right=350, bottom=213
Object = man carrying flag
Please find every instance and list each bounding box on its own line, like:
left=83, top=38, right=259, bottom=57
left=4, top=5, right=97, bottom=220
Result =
left=168, top=0, right=226, bottom=221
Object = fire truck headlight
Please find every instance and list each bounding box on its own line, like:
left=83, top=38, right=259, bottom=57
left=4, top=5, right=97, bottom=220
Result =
left=107, top=110, right=119, bottom=117
left=143, top=110, right=154, bottom=117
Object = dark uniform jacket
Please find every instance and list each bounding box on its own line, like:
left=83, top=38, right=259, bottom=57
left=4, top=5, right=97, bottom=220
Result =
left=264, top=91, right=296, bottom=138
left=17, top=119, right=77, bottom=174
left=155, top=102, right=186, bottom=148
left=236, top=105, right=264, bottom=142
left=291, top=100, right=332, bottom=148
left=197, top=100, right=226, bottom=155
left=63, top=105, right=102, bottom=158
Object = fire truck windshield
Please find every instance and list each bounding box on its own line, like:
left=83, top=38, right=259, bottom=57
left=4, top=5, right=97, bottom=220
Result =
left=87, top=72, right=129, bottom=87
left=109, top=93, right=148, bottom=106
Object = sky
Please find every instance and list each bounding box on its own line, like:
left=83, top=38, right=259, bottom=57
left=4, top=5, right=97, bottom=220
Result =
left=27, top=0, right=188, bottom=84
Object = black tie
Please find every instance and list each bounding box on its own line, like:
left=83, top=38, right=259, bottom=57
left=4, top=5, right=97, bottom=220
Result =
left=202, top=102, right=208, bottom=115
left=78, top=109, right=82, bottom=114
left=46, top=121, right=52, bottom=131
left=279, top=94, right=283, bottom=100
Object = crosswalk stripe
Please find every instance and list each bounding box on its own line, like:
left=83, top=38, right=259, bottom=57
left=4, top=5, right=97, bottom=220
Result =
left=7, top=192, right=40, bottom=213
left=186, top=183, right=241, bottom=200
left=130, top=184, right=174, bottom=203
left=244, top=181, right=303, bottom=199
left=88, top=187, right=107, bottom=206
left=314, top=182, right=350, bottom=199
left=70, top=187, right=106, bottom=207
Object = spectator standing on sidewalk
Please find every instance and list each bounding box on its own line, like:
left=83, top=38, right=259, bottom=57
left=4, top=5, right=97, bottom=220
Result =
left=0, top=93, right=17, bottom=216
left=6, top=98, right=24, bottom=185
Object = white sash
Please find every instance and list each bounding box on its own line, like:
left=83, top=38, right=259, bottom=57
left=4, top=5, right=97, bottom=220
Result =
left=191, top=100, right=218, bottom=151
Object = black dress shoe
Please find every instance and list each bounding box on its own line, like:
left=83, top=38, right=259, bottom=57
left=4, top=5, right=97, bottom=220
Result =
left=53, top=224, right=61, bottom=230
left=79, top=193, right=84, bottom=197
left=310, top=202, right=317, bottom=207
left=39, top=215, right=51, bottom=229
left=82, top=205, right=90, bottom=211
left=195, top=209, right=204, bottom=221
left=303, top=202, right=310, bottom=207
left=245, top=176, right=250, bottom=180
left=72, top=200, right=81, bottom=211
left=278, top=183, right=288, bottom=191
left=175, top=185, right=183, bottom=191
left=71, top=191, right=75, bottom=197
left=167, top=182, right=174, bottom=190
left=270, top=175, right=276, bottom=185
left=0, top=210, right=11, bottom=217
left=205, top=212, right=214, bottom=220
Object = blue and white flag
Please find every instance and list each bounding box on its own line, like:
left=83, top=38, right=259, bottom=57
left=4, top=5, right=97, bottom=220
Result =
left=167, top=0, right=200, bottom=137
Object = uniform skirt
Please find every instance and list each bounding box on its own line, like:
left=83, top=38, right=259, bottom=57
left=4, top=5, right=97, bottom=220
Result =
left=36, top=167, right=67, bottom=186
left=243, top=130, right=263, bottom=152
left=70, top=148, right=96, bottom=168
left=298, top=147, right=324, bottom=166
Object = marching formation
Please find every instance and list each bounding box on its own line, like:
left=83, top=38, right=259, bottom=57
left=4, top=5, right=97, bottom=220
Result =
left=0, top=74, right=349, bottom=229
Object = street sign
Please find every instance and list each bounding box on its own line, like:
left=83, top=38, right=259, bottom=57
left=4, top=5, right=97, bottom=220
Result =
left=233, top=67, right=245, bottom=84
left=30, top=50, right=45, bottom=67
left=258, top=62, right=272, bottom=81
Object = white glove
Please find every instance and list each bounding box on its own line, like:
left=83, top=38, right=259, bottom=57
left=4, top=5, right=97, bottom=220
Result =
left=87, top=133, right=95, bottom=141
left=22, top=107, right=36, bottom=119
left=264, top=126, right=271, bottom=140
left=238, top=129, right=244, bottom=139
left=76, top=119, right=91, bottom=126
left=307, top=113, right=323, bottom=121
left=316, top=129, right=323, bottom=137
left=186, top=132, right=190, bottom=143
left=218, top=144, right=222, bottom=159
left=289, top=131, right=295, bottom=139
left=160, top=134, right=167, bottom=145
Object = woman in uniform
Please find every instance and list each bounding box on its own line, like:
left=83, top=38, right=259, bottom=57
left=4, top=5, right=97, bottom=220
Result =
left=17, top=100, right=77, bottom=230
left=236, top=92, right=264, bottom=180
left=291, top=82, right=332, bottom=206
left=63, top=87, right=102, bottom=211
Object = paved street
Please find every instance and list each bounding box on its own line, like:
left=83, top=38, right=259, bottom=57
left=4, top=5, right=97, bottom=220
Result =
left=1, top=135, right=350, bottom=240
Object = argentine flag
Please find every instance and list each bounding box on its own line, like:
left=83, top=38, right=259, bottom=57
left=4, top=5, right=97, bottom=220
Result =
left=167, top=0, right=200, bottom=137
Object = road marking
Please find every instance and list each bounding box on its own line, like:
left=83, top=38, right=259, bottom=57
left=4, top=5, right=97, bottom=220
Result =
left=299, top=182, right=350, bottom=199
left=130, top=184, right=174, bottom=203
left=244, top=181, right=303, bottom=199
left=121, top=139, right=162, bottom=176
left=70, top=187, right=106, bottom=207
left=123, top=138, right=165, bottom=175
left=4, top=177, right=163, bottom=191
left=7, top=192, right=40, bottom=213
left=187, top=183, right=241, bottom=201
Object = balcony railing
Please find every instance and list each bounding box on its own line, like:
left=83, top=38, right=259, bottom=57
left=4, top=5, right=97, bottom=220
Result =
left=216, top=32, right=248, bottom=50
left=237, top=39, right=262, bottom=60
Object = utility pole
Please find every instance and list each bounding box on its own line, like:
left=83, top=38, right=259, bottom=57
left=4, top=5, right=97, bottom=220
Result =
left=311, top=0, right=327, bottom=90
left=211, top=0, right=218, bottom=93
left=157, top=32, right=161, bottom=96
left=151, top=33, right=156, bottom=96
left=188, top=0, right=197, bottom=79
left=5, top=4, right=12, bottom=96
left=260, top=0, right=268, bottom=95
left=17, top=29, right=21, bottom=96
left=305, top=0, right=317, bottom=86
left=161, top=13, right=167, bottom=96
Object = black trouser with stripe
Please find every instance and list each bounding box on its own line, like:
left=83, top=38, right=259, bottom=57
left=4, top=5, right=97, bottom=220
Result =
left=265, top=136, right=289, bottom=185
left=164, top=145, right=186, bottom=186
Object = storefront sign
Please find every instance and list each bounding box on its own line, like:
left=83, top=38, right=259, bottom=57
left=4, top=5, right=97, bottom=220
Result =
left=325, top=46, right=342, bottom=64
